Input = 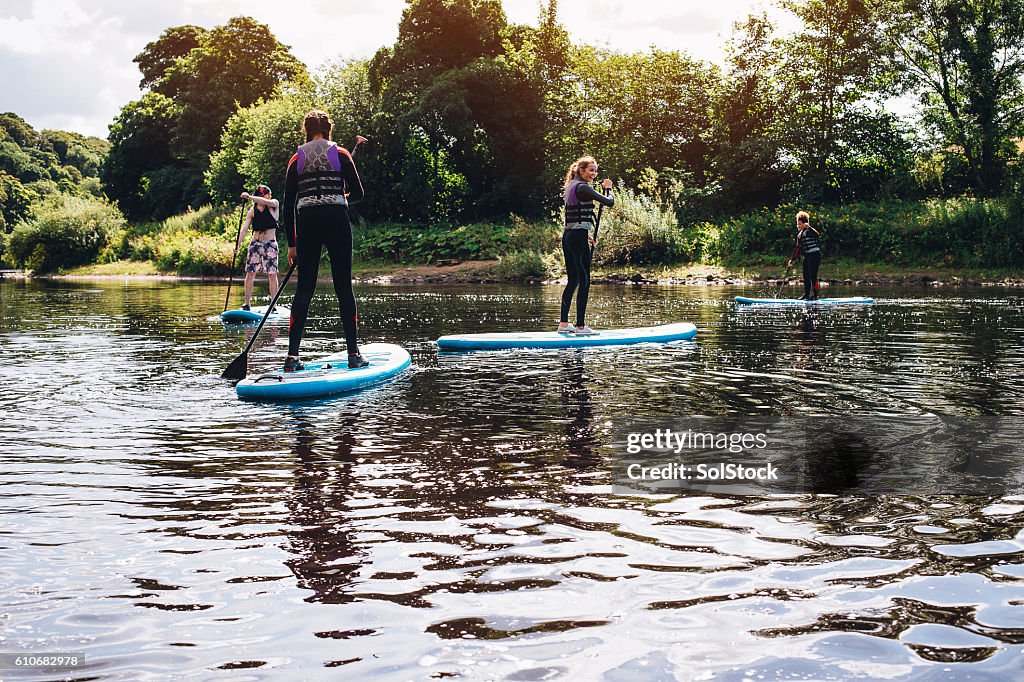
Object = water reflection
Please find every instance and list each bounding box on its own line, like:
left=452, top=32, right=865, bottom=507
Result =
left=284, top=413, right=362, bottom=607
left=559, top=350, right=599, bottom=467
left=1, top=278, right=1024, bottom=678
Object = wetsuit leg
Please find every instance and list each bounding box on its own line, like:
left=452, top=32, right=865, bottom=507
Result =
left=572, top=231, right=592, bottom=326
left=322, top=206, right=359, bottom=352
left=288, top=207, right=326, bottom=356
left=560, top=229, right=579, bottom=323
left=802, top=255, right=812, bottom=298
left=807, top=251, right=821, bottom=296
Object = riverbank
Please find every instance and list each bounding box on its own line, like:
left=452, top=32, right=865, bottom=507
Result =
left=10, top=258, right=1024, bottom=286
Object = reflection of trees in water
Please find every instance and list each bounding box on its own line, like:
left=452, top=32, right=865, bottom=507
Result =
left=282, top=412, right=362, bottom=605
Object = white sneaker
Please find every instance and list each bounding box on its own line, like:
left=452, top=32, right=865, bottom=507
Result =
left=573, top=325, right=596, bottom=336
left=556, top=322, right=575, bottom=334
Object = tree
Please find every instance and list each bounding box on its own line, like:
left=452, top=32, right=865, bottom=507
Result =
left=133, top=25, right=207, bottom=90
left=569, top=49, right=720, bottom=200
left=157, top=17, right=307, bottom=162
left=713, top=14, right=788, bottom=210
left=103, top=17, right=306, bottom=219
left=876, top=0, right=1024, bottom=196
left=368, top=0, right=523, bottom=222
left=101, top=92, right=180, bottom=219
left=777, top=0, right=903, bottom=200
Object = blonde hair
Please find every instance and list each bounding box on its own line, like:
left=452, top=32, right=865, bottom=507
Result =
left=564, top=155, right=597, bottom=188
left=302, top=109, right=333, bottom=142
left=796, top=211, right=810, bottom=225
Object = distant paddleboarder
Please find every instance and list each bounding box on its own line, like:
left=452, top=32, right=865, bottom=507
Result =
left=560, top=155, right=614, bottom=335
left=281, top=109, right=367, bottom=372
left=787, top=210, right=821, bottom=301
left=235, top=185, right=280, bottom=311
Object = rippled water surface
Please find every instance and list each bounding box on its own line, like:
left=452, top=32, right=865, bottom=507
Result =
left=2, top=278, right=1024, bottom=681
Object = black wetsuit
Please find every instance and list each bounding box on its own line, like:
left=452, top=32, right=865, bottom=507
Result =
left=282, top=141, right=364, bottom=357
left=791, top=227, right=822, bottom=299
left=561, top=181, right=614, bottom=325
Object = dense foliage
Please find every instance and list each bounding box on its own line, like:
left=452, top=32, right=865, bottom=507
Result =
left=10, top=1, right=1024, bottom=274
left=102, top=16, right=306, bottom=220
left=0, top=113, right=108, bottom=232
left=5, top=195, right=125, bottom=273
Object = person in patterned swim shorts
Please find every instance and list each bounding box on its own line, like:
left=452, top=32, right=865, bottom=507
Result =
left=236, top=185, right=280, bottom=310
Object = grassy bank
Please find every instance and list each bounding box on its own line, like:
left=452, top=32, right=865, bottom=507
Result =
left=10, top=194, right=1024, bottom=283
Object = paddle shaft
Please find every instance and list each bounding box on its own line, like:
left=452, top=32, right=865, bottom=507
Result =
left=223, top=203, right=247, bottom=312
left=774, top=264, right=793, bottom=298
left=221, top=263, right=295, bottom=381
left=592, top=186, right=609, bottom=253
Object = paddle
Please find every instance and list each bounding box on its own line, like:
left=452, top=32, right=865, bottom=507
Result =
left=221, top=263, right=295, bottom=383
left=223, top=202, right=248, bottom=312
left=773, top=264, right=793, bottom=298
left=592, top=182, right=610, bottom=254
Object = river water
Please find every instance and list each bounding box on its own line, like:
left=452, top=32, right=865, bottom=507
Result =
left=1, top=278, right=1023, bottom=681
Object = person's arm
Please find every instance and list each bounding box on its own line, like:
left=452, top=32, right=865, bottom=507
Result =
left=574, top=182, right=614, bottom=207
left=282, top=155, right=299, bottom=248
left=237, top=207, right=253, bottom=249
left=248, top=195, right=279, bottom=210
left=788, top=233, right=802, bottom=266
left=338, top=147, right=364, bottom=205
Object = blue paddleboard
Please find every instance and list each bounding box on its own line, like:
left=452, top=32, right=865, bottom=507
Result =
left=436, top=322, right=697, bottom=351
left=221, top=305, right=290, bottom=324
left=735, top=296, right=874, bottom=305
left=236, top=343, right=411, bottom=401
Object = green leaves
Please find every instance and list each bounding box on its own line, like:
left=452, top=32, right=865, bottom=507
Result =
left=104, top=16, right=307, bottom=220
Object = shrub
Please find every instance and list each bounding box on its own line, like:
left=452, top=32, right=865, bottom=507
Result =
left=593, top=183, right=684, bottom=265
left=153, top=230, right=235, bottom=275
left=6, top=194, right=125, bottom=272
left=353, top=221, right=513, bottom=262
left=493, top=249, right=555, bottom=280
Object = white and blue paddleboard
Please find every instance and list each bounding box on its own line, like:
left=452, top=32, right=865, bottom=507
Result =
left=221, top=305, right=290, bottom=324
left=236, top=343, right=411, bottom=401
left=735, top=296, right=874, bottom=305
left=436, top=322, right=697, bottom=351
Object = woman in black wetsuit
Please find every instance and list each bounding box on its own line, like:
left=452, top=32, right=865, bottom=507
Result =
left=560, top=155, right=614, bottom=335
left=281, top=110, right=367, bottom=371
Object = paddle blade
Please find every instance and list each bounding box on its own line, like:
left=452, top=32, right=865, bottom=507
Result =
left=221, top=351, right=248, bottom=383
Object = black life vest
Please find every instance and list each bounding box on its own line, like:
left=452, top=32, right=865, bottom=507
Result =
left=798, top=227, right=821, bottom=254
left=295, top=139, right=347, bottom=210
left=564, top=179, right=595, bottom=228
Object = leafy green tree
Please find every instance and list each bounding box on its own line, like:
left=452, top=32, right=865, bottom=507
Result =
left=133, top=25, right=207, bottom=89
left=875, top=0, right=1024, bottom=196
left=101, top=92, right=181, bottom=219
left=156, top=16, right=307, bottom=160
left=713, top=14, right=788, bottom=210
left=104, top=16, right=306, bottom=219
left=569, top=49, right=720, bottom=203
left=0, top=172, right=32, bottom=231
left=777, top=0, right=904, bottom=201
left=369, top=0, right=523, bottom=222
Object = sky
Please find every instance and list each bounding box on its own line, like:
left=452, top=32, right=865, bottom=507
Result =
left=0, top=0, right=795, bottom=139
